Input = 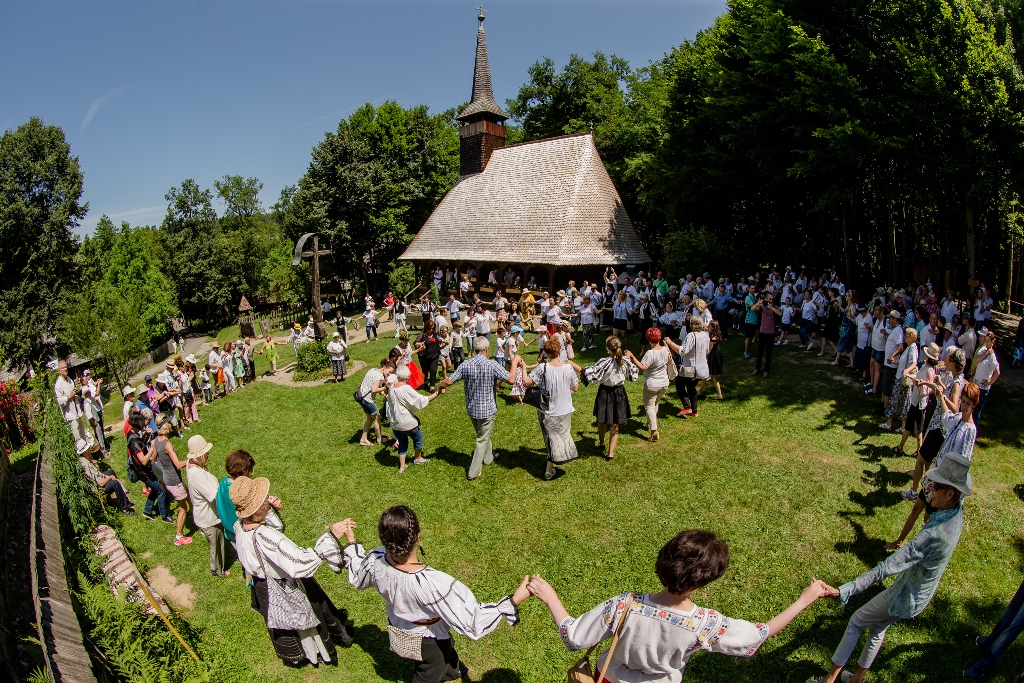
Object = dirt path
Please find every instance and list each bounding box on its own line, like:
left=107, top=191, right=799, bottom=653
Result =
left=258, top=360, right=367, bottom=388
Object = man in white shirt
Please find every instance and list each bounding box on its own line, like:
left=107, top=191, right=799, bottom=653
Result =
left=974, top=290, right=993, bottom=323
left=54, top=361, right=92, bottom=447
left=919, top=312, right=941, bottom=348
left=958, top=317, right=978, bottom=368
left=881, top=311, right=905, bottom=408
left=327, top=331, right=348, bottom=382
left=940, top=290, right=959, bottom=323
left=971, top=327, right=1000, bottom=426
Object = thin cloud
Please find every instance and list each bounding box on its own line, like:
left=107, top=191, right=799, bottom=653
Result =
left=294, top=108, right=354, bottom=130
left=81, top=86, right=128, bottom=131
left=106, top=205, right=165, bottom=221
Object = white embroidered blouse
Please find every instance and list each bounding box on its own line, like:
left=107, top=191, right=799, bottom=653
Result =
left=558, top=593, right=769, bottom=683
left=343, top=544, right=518, bottom=640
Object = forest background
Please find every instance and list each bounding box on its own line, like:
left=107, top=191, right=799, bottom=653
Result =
left=3, top=0, right=1024, bottom=374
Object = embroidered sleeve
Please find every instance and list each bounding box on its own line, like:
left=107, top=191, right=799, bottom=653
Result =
left=417, top=570, right=519, bottom=640
left=313, top=533, right=344, bottom=573
left=255, top=529, right=324, bottom=579
left=708, top=613, right=770, bottom=658
left=557, top=594, right=622, bottom=651
left=342, top=544, right=376, bottom=590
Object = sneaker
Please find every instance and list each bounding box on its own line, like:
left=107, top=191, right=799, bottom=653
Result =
left=878, top=422, right=891, bottom=431
left=782, top=340, right=789, bottom=345
left=412, top=458, right=431, bottom=465
left=677, top=408, right=692, bottom=417
left=774, top=341, right=781, bottom=346
left=690, top=412, right=699, bottom=418
left=161, top=515, right=175, bottom=524
left=174, top=535, right=193, bottom=546
left=901, top=489, right=918, bottom=501
left=124, top=509, right=137, bottom=517
left=142, top=511, right=158, bottom=521
left=744, top=352, right=752, bottom=359
left=865, top=389, right=875, bottom=395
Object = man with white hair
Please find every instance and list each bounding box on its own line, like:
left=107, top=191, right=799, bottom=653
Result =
left=438, top=337, right=521, bottom=480
left=54, top=361, right=92, bottom=446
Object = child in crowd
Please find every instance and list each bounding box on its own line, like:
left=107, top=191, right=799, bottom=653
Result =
left=450, top=321, right=465, bottom=368
left=438, top=325, right=452, bottom=378
left=495, top=326, right=509, bottom=369
left=200, top=365, right=213, bottom=405
left=777, top=297, right=795, bottom=345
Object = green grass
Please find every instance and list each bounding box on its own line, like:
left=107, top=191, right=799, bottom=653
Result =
left=100, top=331, right=1024, bottom=683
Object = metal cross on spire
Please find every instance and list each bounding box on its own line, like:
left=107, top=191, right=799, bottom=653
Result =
left=476, top=4, right=486, bottom=21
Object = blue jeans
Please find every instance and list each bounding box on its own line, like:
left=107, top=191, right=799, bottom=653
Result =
left=974, top=387, right=990, bottom=426
left=366, top=322, right=377, bottom=340
left=359, top=397, right=379, bottom=415
left=799, top=319, right=812, bottom=345
left=967, top=577, right=1024, bottom=675
left=394, top=427, right=423, bottom=455
left=142, top=477, right=168, bottom=518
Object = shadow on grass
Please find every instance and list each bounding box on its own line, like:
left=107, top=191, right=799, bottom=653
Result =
left=350, top=623, right=412, bottom=682
left=688, top=593, right=1015, bottom=682
left=349, top=623, right=524, bottom=683
left=429, top=445, right=551, bottom=480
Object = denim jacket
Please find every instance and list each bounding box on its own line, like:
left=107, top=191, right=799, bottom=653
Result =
left=838, top=503, right=963, bottom=619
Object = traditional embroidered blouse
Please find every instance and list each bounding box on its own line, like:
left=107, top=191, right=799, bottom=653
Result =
left=343, top=545, right=518, bottom=641
left=557, top=593, right=769, bottom=683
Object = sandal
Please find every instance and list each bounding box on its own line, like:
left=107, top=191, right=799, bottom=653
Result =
left=891, top=446, right=903, bottom=454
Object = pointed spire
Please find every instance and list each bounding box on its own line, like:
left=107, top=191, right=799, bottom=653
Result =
left=456, top=8, right=508, bottom=122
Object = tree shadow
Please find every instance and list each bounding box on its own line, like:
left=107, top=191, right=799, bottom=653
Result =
left=350, top=623, right=412, bottom=682
left=833, top=516, right=889, bottom=569
left=428, top=445, right=550, bottom=480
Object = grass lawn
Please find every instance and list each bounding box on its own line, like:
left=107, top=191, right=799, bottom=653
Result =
left=103, top=329, right=1024, bottom=683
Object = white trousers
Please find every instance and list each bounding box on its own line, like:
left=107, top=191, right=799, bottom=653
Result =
left=642, top=386, right=666, bottom=431
left=831, top=591, right=902, bottom=670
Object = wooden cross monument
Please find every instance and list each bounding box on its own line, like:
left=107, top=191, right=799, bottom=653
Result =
left=293, top=233, right=331, bottom=339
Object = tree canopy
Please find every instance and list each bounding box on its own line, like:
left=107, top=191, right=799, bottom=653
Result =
left=0, top=117, right=86, bottom=367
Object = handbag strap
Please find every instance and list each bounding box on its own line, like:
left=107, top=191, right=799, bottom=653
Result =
left=588, top=593, right=635, bottom=682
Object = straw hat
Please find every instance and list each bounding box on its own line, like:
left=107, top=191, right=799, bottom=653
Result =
left=923, top=342, right=942, bottom=362
left=926, top=452, right=972, bottom=496
left=187, top=434, right=213, bottom=459
left=887, top=310, right=901, bottom=320
left=211, top=341, right=220, bottom=349
left=332, top=331, right=340, bottom=338
left=293, top=322, right=301, bottom=330
left=185, top=354, right=197, bottom=364
left=693, top=298, right=708, bottom=312
left=230, top=476, right=270, bottom=519
left=136, top=384, right=147, bottom=396
left=121, top=384, right=135, bottom=398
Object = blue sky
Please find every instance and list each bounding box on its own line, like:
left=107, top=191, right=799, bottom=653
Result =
left=1, top=0, right=725, bottom=235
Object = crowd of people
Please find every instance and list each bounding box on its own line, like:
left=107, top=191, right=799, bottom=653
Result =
left=60, top=263, right=1024, bottom=682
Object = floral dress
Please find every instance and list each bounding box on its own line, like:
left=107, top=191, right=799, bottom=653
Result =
left=233, top=350, right=244, bottom=378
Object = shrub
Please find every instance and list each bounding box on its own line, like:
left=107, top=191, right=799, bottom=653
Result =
left=296, top=340, right=331, bottom=375
left=0, top=379, right=33, bottom=452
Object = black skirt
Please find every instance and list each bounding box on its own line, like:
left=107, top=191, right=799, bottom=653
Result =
left=593, top=383, right=631, bottom=425
left=905, top=405, right=927, bottom=437
left=251, top=576, right=352, bottom=665
left=707, top=344, right=725, bottom=376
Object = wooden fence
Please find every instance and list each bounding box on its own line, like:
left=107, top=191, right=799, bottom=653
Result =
left=29, top=416, right=98, bottom=683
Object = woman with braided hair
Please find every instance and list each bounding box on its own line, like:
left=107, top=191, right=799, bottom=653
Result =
left=342, top=505, right=531, bottom=683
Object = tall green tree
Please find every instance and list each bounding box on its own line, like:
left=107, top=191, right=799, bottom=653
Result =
left=161, top=179, right=222, bottom=325
left=287, top=101, right=459, bottom=291
left=0, top=118, right=86, bottom=366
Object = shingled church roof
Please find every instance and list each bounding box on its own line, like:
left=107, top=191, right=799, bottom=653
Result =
left=400, top=134, right=650, bottom=266
left=456, top=16, right=508, bottom=121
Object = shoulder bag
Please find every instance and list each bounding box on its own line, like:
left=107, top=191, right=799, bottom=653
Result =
left=665, top=348, right=679, bottom=382
left=253, top=530, right=320, bottom=631
left=523, top=364, right=550, bottom=411
left=568, top=594, right=635, bottom=683
left=680, top=335, right=697, bottom=379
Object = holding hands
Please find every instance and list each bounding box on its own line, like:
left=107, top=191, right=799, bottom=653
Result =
left=330, top=518, right=358, bottom=544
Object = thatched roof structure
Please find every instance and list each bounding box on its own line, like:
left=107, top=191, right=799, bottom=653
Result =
left=400, top=133, right=650, bottom=267
left=238, top=295, right=252, bottom=312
